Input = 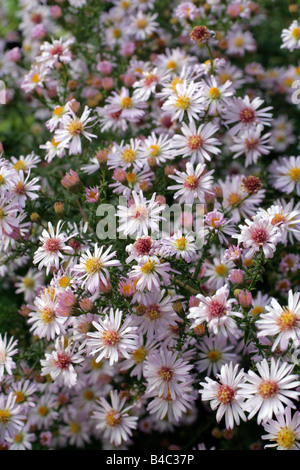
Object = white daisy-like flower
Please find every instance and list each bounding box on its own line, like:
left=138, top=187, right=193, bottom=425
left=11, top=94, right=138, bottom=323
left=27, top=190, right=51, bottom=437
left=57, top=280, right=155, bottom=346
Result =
left=262, top=407, right=300, bottom=450
left=128, top=255, right=172, bottom=292
left=169, top=119, right=221, bottom=164
left=281, top=20, right=300, bottom=51
left=256, top=290, right=300, bottom=352
left=196, top=335, right=237, bottom=376
left=55, top=106, right=97, bottom=155
left=240, top=358, right=300, bottom=424
left=199, top=362, right=247, bottom=430
left=144, top=347, right=193, bottom=400
left=258, top=199, right=300, bottom=245
left=11, top=170, right=41, bottom=207
left=120, top=335, right=159, bottom=380
left=0, top=393, right=26, bottom=442
left=87, top=308, right=138, bottom=366
left=138, top=132, right=174, bottom=166
left=37, top=36, right=75, bottom=68
left=129, top=10, right=159, bottom=40
left=0, top=333, right=18, bottom=379
left=72, top=243, right=121, bottom=293
left=270, top=155, right=300, bottom=196
left=92, top=390, right=138, bottom=447
left=117, top=190, right=165, bottom=237
left=15, top=268, right=44, bottom=303
left=33, top=220, right=75, bottom=275
left=200, top=75, right=234, bottom=115
left=28, top=289, right=67, bottom=341
left=41, top=336, right=85, bottom=388
left=188, top=284, right=242, bottom=338
left=167, top=161, right=214, bottom=204
left=229, top=124, right=272, bottom=167
left=162, top=80, right=205, bottom=122
left=160, top=230, right=198, bottom=262
left=223, top=95, right=273, bottom=136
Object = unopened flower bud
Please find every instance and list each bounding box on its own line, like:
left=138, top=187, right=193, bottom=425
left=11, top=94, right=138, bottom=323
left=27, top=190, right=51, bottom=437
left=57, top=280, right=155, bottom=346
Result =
left=54, top=202, right=64, bottom=215
left=30, top=212, right=41, bottom=223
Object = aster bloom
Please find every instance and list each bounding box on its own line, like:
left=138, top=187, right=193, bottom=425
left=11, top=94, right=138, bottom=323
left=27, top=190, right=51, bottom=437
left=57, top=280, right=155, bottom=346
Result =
left=233, top=214, right=281, bottom=259
left=33, top=220, right=75, bottom=274
left=281, top=20, right=300, bottom=51
left=0, top=333, right=18, bottom=379
left=92, top=390, right=138, bottom=447
left=258, top=199, right=300, bottom=244
left=223, top=95, right=273, bottom=136
left=117, top=190, right=165, bottom=237
left=104, top=86, right=146, bottom=123
left=196, top=335, right=237, bottom=376
left=188, top=284, right=242, bottom=338
left=169, top=119, right=221, bottom=164
left=128, top=255, right=172, bottom=292
left=262, top=407, right=300, bottom=450
left=11, top=170, right=41, bottom=207
left=0, top=393, right=26, bottom=441
left=162, top=80, right=205, bottom=123
left=240, top=358, right=300, bottom=424
left=161, top=230, right=198, bottom=263
left=72, top=243, right=121, bottom=293
left=144, top=348, right=193, bottom=400
left=87, top=308, right=138, bottom=366
left=229, top=124, right=272, bottom=167
left=200, top=75, right=234, bottom=115
left=199, top=362, right=247, bottom=430
left=270, top=156, right=300, bottom=196
left=256, top=290, right=300, bottom=352
left=41, top=336, right=85, bottom=387
left=168, top=162, right=214, bottom=204
left=55, top=106, right=97, bottom=155
left=138, top=132, right=174, bottom=166
left=37, top=36, right=75, bottom=68
left=0, top=196, right=20, bottom=238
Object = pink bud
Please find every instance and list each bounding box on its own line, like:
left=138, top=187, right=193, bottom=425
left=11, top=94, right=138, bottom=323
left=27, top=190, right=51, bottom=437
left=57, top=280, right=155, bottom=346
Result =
left=238, top=289, right=253, bottom=309
left=228, top=269, right=244, bottom=285
left=50, top=6, right=62, bottom=18
left=97, top=60, right=113, bottom=75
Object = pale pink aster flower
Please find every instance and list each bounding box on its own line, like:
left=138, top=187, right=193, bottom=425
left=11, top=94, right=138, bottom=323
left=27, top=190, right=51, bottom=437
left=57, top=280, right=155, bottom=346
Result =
left=55, top=106, right=97, bottom=155
left=105, top=86, right=147, bottom=123
left=129, top=11, right=159, bottom=40
left=240, top=358, right=300, bottom=424
left=0, top=333, right=18, bottom=379
left=92, top=390, right=138, bottom=446
left=85, top=186, right=100, bottom=203
left=21, top=64, right=49, bottom=93
left=256, top=290, right=300, bottom=352
left=233, top=214, right=281, bottom=259
left=257, top=200, right=300, bottom=245
left=132, top=67, right=170, bottom=101
left=33, top=220, right=75, bottom=274
left=120, top=335, right=159, bottom=380
left=87, top=308, right=138, bottom=366
left=37, top=36, right=75, bottom=68
left=226, top=28, right=256, bottom=56
left=72, top=243, right=121, bottom=293
left=167, top=162, right=214, bottom=204
left=11, top=170, right=41, bottom=208
left=0, top=196, right=20, bottom=238
left=262, top=407, right=300, bottom=450
left=138, top=132, right=174, bottom=166
left=161, top=230, right=197, bottom=262
left=223, top=95, right=273, bottom=136
left=229, top=124, right=272, bottom=167
left=188, top=284, right=242, bottom=338
left=199, top=362, right=247, bottom=429
left=169, top=119, right=221, bottom=164
left=144, top=348, right=193, bottom=400
left=196, top=335, right=237, bottom=376
left=41, top=336, right=84, bottom=387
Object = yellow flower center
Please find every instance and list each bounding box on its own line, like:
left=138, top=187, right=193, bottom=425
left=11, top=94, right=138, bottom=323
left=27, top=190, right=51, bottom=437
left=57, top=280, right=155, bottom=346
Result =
left=13, top=160, right=26, bottom=171
left=292, top=27, right=300, bottom=40
left=126, top=172, right=137, bottom=184
left=227, top=192, right=242, bottom=206
left=0, top=409, right=10, bottom=424
left=288, top=167, right=300, bottom=182
left=85, top=257, right=102, bottom=274
left=53, top=106, right=64, bottom=117
left=175, top=95, right=190, bottom=110
left=59, top=276, right=70, bottom=288
left=208, top=350, right=221, bottom=362
left=102, top=329, right=120, bottom=347
left=31, top=73, right=40, bottom=83
left=167, top=60, right=177, bottom=71
left=0, top=208, right=5, bottom=220
left=122, top=149, right=136, bottom=163
left=112, top=28, right=121, bottom=38
left=258, top=380, right=278, bottom=399
left=141, top=259, right=157, bottom=274
left=175, top=237, right=187, bottom=251
left=106, top=410, right=121, bottom=427
left=41, top=307, right=55, bottom=325
left=83, top=390, right=94, bottom=401
left=69, top=421, right=81, bottom=434
left=121, top=96, right=132, bottom=109
left=215, top=264, right=228, bottom=276
left=23, top=277, right=34, bottom=289
left=251, top=306, right=263, bottom=317
left=14, top=433, right=23, bottom=443
left=136, top=18, right=147, bottom=29
left=209, top=87, right=220, bottom=99
left=277, top=308, right=298, bottom=331
left=67, top=119, right=83, bottom=136
left=14, top=391, right=25, bottom=404
left=38, top=405, right=49, bottom=416
left=234, top=37, right=244, bottom=47
left=276, top=427, right=296, bottom=449
left=132, top=346, right=147, bottom=363
left=149, top=144, right=160, bottom=157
